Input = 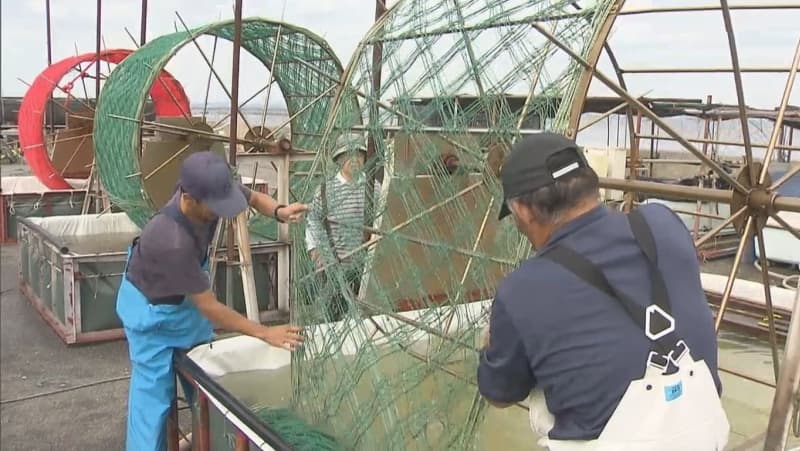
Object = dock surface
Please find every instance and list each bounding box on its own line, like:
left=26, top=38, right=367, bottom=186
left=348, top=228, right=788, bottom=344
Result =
left=1, top=244, right=129, bottom=450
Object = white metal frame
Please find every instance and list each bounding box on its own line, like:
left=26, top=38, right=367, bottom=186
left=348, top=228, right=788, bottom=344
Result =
left=236, top=151, right=318, bottom=314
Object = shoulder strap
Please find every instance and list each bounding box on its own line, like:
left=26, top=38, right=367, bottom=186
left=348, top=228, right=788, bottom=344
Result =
left=320, top=179, right=343, bottom=263
left=161, top=202, right=203, bottom=250
left=540, top=209, right=688, bottom=371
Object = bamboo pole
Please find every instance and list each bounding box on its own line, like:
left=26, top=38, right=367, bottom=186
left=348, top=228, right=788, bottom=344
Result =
left=234, top=210, right=260, bottom=322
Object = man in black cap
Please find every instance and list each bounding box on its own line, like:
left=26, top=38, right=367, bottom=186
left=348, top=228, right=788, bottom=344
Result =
left=477, top=132, right=728, bottom=450
left=116, top=150, right=308, bottom=451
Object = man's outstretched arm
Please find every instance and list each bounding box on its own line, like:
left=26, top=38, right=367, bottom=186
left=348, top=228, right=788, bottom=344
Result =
left=243, top=184, right=308, bottom=223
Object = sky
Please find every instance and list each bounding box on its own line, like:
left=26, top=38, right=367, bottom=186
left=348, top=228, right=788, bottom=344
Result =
left=1, top=0, right=798, bottom=111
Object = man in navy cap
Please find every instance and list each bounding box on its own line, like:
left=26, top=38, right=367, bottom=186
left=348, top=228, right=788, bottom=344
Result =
left=116, top=150, right=308, bottom=451
left=478, top=132, right=728, bottom=450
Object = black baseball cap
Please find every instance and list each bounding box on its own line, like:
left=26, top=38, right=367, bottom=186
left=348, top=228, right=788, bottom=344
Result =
left=178, top=151, right=248, bottom=218
left=498, top=132, right=589, bottom=220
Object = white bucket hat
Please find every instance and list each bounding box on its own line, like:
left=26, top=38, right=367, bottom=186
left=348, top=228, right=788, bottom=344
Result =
left=331, top=132, right=368, bottom=161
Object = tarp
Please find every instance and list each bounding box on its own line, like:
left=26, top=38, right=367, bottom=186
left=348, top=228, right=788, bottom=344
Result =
left=1, top=175, right=87, bottom=193
left=27, top=211, right=139, bottom=236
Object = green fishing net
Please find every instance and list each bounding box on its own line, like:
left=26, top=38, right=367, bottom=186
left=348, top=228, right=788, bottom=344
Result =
left=93, top=18, right=351, bottom=228
left=284, top=1, right=618, bottom=449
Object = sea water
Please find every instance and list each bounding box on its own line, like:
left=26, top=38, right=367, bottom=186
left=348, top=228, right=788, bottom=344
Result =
left=211, top=330, right=799, bottom=450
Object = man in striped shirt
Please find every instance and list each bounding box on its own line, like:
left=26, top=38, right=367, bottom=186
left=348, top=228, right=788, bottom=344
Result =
left=305, top=133, right=369, bottom=321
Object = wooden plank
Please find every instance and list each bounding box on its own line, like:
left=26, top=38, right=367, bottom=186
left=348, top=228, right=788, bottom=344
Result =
left=234, top=210, right=260, bottom=322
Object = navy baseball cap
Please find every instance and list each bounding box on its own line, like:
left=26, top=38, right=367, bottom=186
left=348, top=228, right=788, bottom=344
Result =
left=178, top=151, right=248, bottom=218
left=498, top=132, right=589, bottom=220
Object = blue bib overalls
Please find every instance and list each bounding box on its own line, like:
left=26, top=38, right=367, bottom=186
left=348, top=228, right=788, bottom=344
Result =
left=116, top=204, right=217, bottom=451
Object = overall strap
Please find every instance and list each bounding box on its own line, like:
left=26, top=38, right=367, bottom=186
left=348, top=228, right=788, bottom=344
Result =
left=160, top=203, right=203, bottom=250
left=160, top=202, right=218, bottom=266
left=540, top=209, right=688, bottom=372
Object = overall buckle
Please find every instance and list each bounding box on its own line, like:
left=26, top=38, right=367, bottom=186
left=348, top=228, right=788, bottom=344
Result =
left=667, top=340, right=688, bottom=366
left=646, top=351, right=669, bottom=372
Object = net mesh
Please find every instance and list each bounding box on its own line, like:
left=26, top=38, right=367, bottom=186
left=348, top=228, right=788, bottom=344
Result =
left=93, top=18, right=352, bottom=228
left=287, top=1, right=616, bottom=449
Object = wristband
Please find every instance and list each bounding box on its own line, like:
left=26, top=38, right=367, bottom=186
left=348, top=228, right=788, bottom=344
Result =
left=273, top=204, right=287, bottom=223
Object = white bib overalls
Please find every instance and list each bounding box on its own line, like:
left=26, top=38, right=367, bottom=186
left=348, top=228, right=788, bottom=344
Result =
left=531, top=209, right=730, bottom=451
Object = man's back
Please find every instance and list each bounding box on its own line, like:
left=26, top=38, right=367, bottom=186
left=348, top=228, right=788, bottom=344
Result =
left=494, top=203, right=721, bottom=440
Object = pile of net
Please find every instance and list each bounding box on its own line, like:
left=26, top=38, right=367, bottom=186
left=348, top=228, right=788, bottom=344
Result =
left=279, top=1, right=617, bottom=449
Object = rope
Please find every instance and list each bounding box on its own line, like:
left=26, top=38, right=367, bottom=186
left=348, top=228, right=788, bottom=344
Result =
left=0, top=375, right=130, bottom=405
left=92, top=18, right=353, bottom=228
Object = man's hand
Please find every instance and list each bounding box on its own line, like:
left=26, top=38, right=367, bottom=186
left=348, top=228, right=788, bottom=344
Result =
left=277, top=203, right=308, bottom=223
left=479, top=325, right=490, bottom=351
left=252, top=324, right=305, bottom=351
left=309, top=249, right=323, bottom=270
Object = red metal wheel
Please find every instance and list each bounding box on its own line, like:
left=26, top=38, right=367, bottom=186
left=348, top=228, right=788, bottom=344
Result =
left=18, top=48, right=191, bottom=190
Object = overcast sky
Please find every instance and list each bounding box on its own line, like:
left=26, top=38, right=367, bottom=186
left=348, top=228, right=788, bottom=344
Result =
left=1, top=0, right=798, bottom=110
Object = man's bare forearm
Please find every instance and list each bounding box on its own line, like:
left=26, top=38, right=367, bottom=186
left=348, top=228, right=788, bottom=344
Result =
left=190, top=291, right=260, bottom=335
left=249, top=190, right=281, bottom=218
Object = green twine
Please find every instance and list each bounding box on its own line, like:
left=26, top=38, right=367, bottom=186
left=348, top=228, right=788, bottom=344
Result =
left=254, top=407, right=347, bottom=451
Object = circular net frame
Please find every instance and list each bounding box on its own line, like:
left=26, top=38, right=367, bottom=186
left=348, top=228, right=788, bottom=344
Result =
left=93, top=18, right=351, bottom=228
left=288, top=1, right=620, bottom=449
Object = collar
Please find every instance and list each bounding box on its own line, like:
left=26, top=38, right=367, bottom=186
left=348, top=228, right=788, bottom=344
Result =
left=336, top=171, right=365, bottom=185
left=336, top=172, right=350, bottom=184
left=537, top=204, right=609, bottom=253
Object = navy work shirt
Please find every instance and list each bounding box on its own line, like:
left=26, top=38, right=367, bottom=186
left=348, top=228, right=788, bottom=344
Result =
left=477, top=203, right=722, bottom=440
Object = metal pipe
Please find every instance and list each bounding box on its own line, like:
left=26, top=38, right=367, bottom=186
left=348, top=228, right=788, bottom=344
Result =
left=229, top=1, right=243, bottom=165
left=198, top=392, right=210, bottom=451
left=577, top=95, right=643, bottom=132
left=759, top=40, right=800, bottom=185
left=530, top=22, right=747, bottom=194
left=366, top=0, right=388, bottom=231
left=45, top=0, right=54, bottom=135
left=139, top=0, right=148, bottom=46
left=714, top=217, right=754, bottom=332
left=167, top=386, right=179, bottom=451
left=771, top=163, right=800, bottom=191
left=620, top=67, right=794, bottom=74
left=618, top=4, right=800, bottom=16
left=719, top=0, right=755, bottom=185
left=754, top=227, right=781, bottom=383
left=227, top=0, right=244, bottom=326
left=599, top=177, right=732, bottom=203
left=634, top=133, right=800, bottom=152
left=770, top=213, right=800, bottom=242
left=95, top=0, right=101, bottom=100
left=718, top=366, right=776, bottom=389
left=568, top=0, right=635, bottom=156
left=350, top=124, right=542, bottom=134
left=364, top=11, right=589, bottom=44
left=604, top=177, right=800, bottom=213
left=631, top=159, right=740, bottom=166
left=45, top=0, right=52, bottom=65
left=763, top=286, right=800, bottom=450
